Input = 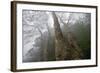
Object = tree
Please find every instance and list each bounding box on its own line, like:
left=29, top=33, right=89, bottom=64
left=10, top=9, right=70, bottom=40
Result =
left=52, top=12, right=69, bottom=60
left=22, top=10, right=86, bottom=62
left=52, top=12, right=83, bottom=60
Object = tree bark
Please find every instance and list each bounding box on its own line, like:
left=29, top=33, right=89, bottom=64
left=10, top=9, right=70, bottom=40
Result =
left=52, top=12, right=70, bottom=60
left=52, top=12, right=83, bottom=60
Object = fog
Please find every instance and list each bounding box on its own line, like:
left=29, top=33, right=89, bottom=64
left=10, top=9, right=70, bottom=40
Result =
left=22, top=10, right=91, bottom=62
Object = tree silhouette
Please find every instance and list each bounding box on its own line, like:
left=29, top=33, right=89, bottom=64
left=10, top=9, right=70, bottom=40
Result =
left=52, top=12, right=83, bottom=60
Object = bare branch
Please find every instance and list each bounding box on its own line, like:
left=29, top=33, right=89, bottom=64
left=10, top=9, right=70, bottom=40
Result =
left=59, top=13, right=72, bottom=27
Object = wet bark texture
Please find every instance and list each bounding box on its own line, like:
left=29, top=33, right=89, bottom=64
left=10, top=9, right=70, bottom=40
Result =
left=52, top=12, right=83, bottom=60
left=52, top=12, right=68, bottom=60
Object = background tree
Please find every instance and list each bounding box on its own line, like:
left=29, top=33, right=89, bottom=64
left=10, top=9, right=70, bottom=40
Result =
left=52, top=12, right=83, bottom=60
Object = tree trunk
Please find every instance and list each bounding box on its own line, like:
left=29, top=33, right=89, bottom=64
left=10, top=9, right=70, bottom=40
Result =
left=52, top=12, right=83, bottom=60
left=52, top=12, right=70, bottom=60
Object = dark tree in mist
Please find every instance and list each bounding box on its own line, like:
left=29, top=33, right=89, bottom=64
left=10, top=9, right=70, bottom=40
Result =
left=52, top=12, right=83, bottom=60
left=52, top=12, right=68, bottom=60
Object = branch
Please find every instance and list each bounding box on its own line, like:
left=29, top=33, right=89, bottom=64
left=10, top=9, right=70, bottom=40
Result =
left=59, top=13, right=72, bottom=27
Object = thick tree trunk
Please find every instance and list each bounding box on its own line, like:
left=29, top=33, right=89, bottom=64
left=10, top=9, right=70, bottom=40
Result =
left=52, top=12, right=83, bottom=60
left=52, top=12, right=69, bottom=60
